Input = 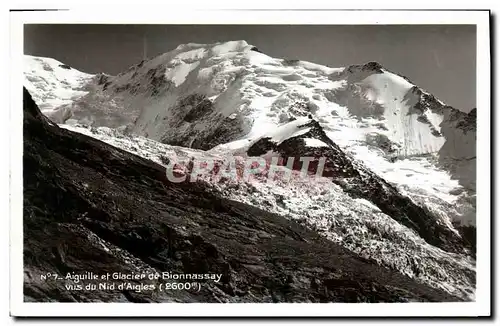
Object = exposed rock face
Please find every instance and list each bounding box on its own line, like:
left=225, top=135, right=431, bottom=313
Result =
left=457, top=108, right=477, bottom=132
left=249, top=46, right=263, bottom=53
left=327, top=82, right=386, bottom=120
left=330, top=61, right=385, bottom=83
left=438, top=107, right=477, bottom=192
left=157, top=93, right=248, bottom=150
left=23, top=87, right=460, bottom=303
left=247, top=119, right=473, bottom=254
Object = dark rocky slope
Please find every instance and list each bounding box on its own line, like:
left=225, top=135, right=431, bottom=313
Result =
left=23, top=88, right=460, bottom=303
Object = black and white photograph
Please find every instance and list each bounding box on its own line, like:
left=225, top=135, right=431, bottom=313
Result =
left=8, top=8, right=491, bottom=318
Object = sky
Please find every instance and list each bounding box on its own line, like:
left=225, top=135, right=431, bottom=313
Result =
left=24, top=24, right=476, bottom=111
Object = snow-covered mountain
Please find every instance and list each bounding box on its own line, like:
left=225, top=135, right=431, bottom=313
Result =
left=23, top=41, right=475, bottom=185
left=23, top=40, right=476, bottom=300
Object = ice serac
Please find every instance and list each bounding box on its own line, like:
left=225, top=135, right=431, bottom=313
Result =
left=24, top=55, right=94, bottom=123
left=246, top=118, right=469, bottom=254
